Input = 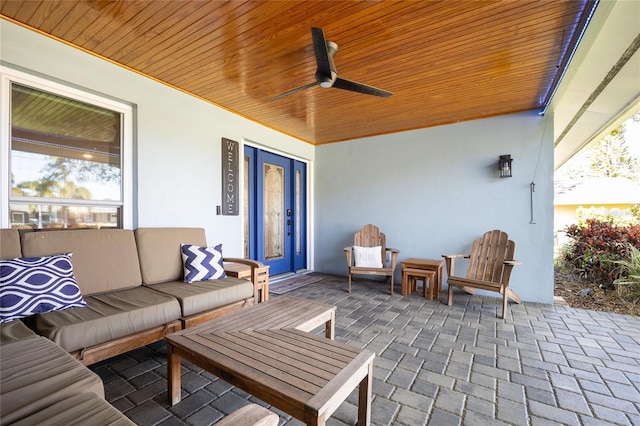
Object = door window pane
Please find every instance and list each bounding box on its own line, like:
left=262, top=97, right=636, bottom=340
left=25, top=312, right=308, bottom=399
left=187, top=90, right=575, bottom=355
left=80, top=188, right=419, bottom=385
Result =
left=295, top=169, right=301, bottom=256
left=263, top=162, right=284, bottom=261
left=243, top=156, right=250, bottom=258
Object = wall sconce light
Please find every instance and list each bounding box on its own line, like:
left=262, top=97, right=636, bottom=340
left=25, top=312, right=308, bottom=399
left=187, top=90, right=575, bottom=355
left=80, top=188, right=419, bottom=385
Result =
left=499, top=155, right=513, bottom=178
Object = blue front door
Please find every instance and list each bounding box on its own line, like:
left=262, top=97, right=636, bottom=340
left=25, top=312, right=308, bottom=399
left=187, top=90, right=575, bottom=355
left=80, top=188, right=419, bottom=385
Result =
left=244, top=147, right=306, bottom=275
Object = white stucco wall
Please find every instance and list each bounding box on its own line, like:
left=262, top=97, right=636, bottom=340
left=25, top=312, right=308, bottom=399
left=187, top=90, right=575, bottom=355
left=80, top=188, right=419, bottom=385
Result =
left=0, top=19, right=313, bottom=256
left=315, top=112, right=555, bottom=304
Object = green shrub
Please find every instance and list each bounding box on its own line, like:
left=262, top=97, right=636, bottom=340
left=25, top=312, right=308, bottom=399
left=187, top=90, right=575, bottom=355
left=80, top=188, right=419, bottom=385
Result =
left=577, top=206, right=640, bottom=228
left=614, top=243, right=640, bottom=303
left=562, top=219, right=640, bottom=288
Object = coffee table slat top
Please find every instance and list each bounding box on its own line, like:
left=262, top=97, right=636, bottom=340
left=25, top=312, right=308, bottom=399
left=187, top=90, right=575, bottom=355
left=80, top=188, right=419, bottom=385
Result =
left=205, top=330, right=341, bottom=382
left=192, top=332, right=326, bottom=394
left=166, top=296, right=373, bottom=425
left=186, top=297, right=334, bottom=334
left=259, top=329, right=359, bottom=364
left=179, top=333, right=315, bottom=402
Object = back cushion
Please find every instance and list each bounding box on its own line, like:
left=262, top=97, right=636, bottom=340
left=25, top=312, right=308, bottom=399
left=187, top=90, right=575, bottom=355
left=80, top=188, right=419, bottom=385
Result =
left=135, top=227, right=207, bottom=284
left=0, top=229, right=21, bottom=259
left=21, top=230, right=142, bottom=295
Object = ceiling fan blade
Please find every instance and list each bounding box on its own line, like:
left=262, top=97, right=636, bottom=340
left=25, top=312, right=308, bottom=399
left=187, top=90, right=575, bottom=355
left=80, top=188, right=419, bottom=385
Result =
left=333, top=77, right=393, bottom=98
left=274, top=28, right=391, bottom=100
left=311, top=27, right=332, bottom=77
left=269, top=81, right=318, bottom=101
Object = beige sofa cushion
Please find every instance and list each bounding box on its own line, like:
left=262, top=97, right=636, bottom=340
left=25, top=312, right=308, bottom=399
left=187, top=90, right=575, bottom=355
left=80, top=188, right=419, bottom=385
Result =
left=21, top=229, right=142, bottom=295
left=11, top=392, right=135, bottom=426
left=35, top=286, right=181, bottom=353
left=135, top=227, right=207, bottom=284
left=0, top=336, right=104, bottom=424
left=0, top=229, right=21, bottom=259
left=0, top=319, right=38, bottom=345
left=147, top=277, right=253, bottom=317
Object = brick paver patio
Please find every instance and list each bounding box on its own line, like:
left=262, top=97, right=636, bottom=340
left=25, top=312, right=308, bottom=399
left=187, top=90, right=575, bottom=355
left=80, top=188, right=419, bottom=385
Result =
left=90, top=274, right=640, bottom=425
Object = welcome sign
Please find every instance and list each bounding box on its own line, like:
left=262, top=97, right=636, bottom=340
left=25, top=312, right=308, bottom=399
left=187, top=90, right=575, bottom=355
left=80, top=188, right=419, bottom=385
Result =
left=221, top=138, right=239, bottom=215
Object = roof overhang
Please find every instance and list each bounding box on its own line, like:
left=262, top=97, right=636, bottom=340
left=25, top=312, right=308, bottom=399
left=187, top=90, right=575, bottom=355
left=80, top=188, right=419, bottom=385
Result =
left=551, top=0, right=640, bottom=170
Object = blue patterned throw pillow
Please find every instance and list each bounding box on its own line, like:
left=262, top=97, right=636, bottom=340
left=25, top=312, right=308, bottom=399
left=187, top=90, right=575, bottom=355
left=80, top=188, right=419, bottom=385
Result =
left=0, top=253, right=87, bottom=323
left=181, top=244, right=227, bottom=283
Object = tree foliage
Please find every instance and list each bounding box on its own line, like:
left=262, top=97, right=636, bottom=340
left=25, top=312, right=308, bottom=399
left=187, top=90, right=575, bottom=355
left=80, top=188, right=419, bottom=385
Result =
left=588, top=127, right=639, bottom=180
left=12, top=177, right=91, bottom=200
left=41, top=157, right=120, bottom=185
left=556, top=112, right=640, bottom=181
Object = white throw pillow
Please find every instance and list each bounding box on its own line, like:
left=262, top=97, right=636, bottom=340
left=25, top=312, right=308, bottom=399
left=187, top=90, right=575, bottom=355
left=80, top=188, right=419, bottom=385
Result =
left=353, top=246, right=383, bottom=268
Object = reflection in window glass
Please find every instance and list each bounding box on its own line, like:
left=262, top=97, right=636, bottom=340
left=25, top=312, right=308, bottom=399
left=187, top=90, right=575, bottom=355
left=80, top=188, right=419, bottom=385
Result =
left=9, top=203, right=120, bottom=230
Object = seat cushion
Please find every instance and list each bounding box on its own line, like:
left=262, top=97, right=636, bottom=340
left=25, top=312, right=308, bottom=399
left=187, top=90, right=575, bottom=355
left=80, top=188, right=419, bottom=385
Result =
left=21, top=229, right=142, bottom=295
left=0, top=336, right=104, bottom=424
left=0, top=319, right=39, bottom=345
left=146, top=277, right=253, bottom=317
left=35, top=287, right=181, bottom=352
left=11, top=392, right=135, bottom=426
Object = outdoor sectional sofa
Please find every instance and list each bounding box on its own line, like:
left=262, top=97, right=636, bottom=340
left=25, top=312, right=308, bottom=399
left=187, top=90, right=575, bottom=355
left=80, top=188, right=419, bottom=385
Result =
left=1, top=319, right=134, bottom=425
left=0, top=227, right=268, bottom=425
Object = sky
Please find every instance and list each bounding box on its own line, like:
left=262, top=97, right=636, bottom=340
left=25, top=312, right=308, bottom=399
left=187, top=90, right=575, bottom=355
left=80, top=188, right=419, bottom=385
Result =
left=626, top=118, right=640, bottom=158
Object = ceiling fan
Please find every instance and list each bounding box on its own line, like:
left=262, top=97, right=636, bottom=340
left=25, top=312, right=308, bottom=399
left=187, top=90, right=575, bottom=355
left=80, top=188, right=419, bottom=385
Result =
left=270, top=27, right=393, bottom=101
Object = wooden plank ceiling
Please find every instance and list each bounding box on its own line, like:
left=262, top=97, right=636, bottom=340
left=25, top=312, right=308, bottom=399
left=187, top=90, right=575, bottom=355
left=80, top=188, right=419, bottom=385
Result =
left=1, top=1, right=592, bottom=145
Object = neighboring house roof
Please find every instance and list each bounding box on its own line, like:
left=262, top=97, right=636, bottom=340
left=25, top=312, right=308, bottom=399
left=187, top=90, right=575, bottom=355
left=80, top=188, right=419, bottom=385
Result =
left=554, top=177, right=640, bottom=206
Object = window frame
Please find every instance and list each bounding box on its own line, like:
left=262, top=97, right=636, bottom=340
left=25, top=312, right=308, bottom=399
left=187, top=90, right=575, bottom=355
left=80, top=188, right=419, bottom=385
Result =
left=0, top=66, right=133, bottom=229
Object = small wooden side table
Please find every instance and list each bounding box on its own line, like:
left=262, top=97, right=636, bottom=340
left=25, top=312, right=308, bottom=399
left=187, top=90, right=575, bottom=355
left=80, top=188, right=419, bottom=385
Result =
left=401, top=258, right=445, bottom=299
left=403, top=267, right=436, bottom=299
left=224, top=262, right=270, bottom=302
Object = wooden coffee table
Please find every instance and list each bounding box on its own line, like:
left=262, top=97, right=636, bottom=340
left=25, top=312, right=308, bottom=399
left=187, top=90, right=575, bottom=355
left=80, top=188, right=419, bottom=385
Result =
left=166, top=296, right=374, bottom=426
